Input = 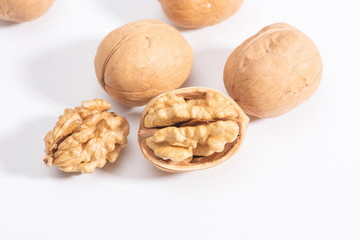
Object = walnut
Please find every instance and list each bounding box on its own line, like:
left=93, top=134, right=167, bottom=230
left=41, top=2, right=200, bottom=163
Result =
left=94, top=19, right=193, bottom=106
left=43, top=99, right=130, bottom=173
left=0, top=0, right=54, bottom=23
left=224, top=23, right=323, bottom=118
left=158, top=0, right=244, bottom=28
left=146, top=121, right=240, bottom=163
left=144, top=90, right=239, bottom=128
left=138, top=87, right=249, bottom=172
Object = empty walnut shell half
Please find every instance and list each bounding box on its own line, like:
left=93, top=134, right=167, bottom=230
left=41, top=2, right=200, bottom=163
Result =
left=43, top=99, right=130, bottom=174
left=138, top=87, right=249, bottom=172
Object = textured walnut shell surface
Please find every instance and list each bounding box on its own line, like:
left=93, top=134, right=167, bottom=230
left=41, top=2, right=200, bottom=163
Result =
left=138, top=87, right=249, bottom=172
left=0, top=0, right=54, bottom=22
left=94, top=19, right=193, bottom=107
left=158, top=0, right=244, bottom=28
left=224, top=23, right=323, bottom=118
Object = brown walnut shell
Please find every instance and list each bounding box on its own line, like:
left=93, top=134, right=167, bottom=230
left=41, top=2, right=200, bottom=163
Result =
left=94, top=19, right=193, bottom=107
left=138, top=87, right=249, bottom=172
left=0, top=0, right=54, bottom=22
left=158, top=0, right=244, bottom=29
left=224, top=23, right=323, bottom=118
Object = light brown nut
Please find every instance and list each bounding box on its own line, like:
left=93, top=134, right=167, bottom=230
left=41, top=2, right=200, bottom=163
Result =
left=146, top=121, right=240, bottom=163
left=158, top=0, right=244, bottom=29
left=94, top=19, right=193, bottom=107
left=224, top=23, right=323, bottom=118
left=0, top=0, right=54, bottom=23
left=138, top=87, right=249, bottom=172
left=43, top=99, right=130, bottom=174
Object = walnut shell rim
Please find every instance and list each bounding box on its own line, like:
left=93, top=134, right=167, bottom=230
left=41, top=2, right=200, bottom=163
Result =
left=138, top=87, right=249, bottom=172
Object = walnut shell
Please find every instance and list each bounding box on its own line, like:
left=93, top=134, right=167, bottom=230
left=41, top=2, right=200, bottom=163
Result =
left=0, top=0, right=54, bottom=22
left=224, top=23, right=323, bottom=118
left=158, top=0, right=244, bottom=28
left=138, top=87, right=249, bottom=172
left=94, top=19, right=193, bottom=107
left=43, top=99, right=130, bottom=173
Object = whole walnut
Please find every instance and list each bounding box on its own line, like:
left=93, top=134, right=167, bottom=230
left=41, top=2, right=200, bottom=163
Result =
left=0, top=0, right=54, bottom=22
left=158, top=0, right=244, bottom=28
left=224, top=23, right=323, bottom=118
left=94, top=19, right=193, bottom=107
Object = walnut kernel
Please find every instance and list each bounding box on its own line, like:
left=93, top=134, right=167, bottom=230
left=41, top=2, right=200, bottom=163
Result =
left=138, top=88, right=249, bottom=172
left=43, top=99, right=130, bottom=173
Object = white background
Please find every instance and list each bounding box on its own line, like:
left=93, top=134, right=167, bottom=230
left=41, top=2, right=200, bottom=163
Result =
left=0, top=0, right=359, bottom=239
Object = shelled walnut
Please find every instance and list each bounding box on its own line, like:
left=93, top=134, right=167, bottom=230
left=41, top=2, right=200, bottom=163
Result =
left=43, top=99, right=130, bottom=173
left=138, top=87, right=249, bottom=172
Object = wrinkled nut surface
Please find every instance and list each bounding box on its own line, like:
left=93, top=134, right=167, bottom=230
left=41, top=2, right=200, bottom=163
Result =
left=224, top=23, right=323, bottom=118
left=138, top=87, right=249, bottom=172
left=94, top=19, right=193, bottom=107
left=158, top=0, right=244, bottom=28
left=43, top=99, right=130, bottom=173
left=0, top=0, right=54, bottom=22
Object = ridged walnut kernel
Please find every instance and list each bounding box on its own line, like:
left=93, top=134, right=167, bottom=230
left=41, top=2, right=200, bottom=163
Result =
left=43, top=99, right=130, bottom=173
left=138, top=87, right=249, bottom=172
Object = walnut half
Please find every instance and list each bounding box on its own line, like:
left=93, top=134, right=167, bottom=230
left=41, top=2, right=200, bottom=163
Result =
left=43, top=99, right=130, bottom=173
left=138, top=88, right=249, bottom=172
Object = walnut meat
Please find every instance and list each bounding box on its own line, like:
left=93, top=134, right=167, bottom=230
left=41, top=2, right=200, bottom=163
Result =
left=146, top=121, right=239, bottom=163
left=43, top=99, right=130, bottom=173
left=0, top=0, right=54, bottom=22
left=224, top=23, right=323, bottom=118
left=138, top=87, right=249, bottom=172
left=158, top=0, right=244, bottom=28
left=94, top=19, right=193, bottom=107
